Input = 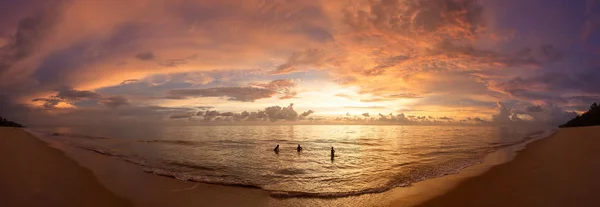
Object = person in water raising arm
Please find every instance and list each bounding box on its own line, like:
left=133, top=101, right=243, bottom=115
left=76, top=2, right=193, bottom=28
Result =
left=274, top=144, right=279, bottom=153
left=297, top=144, right=303, bottom=152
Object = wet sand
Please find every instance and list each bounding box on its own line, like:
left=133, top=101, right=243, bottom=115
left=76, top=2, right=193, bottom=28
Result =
left=37, top=131, right=271, bottom=207
left=414, top=126, right=600, bottom=207
left=0, top=127, right=132, bottom=207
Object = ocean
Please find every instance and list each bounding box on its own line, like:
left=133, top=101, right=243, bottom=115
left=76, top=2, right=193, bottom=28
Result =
left=31, top=125, right=553, bottom=198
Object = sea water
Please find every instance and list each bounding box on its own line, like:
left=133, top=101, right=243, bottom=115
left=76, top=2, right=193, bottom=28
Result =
left=32, top=125, right=551, bottom=198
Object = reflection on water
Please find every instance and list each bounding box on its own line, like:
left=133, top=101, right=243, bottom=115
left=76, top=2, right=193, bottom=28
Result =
left=34, top=125, right=548, bottom=198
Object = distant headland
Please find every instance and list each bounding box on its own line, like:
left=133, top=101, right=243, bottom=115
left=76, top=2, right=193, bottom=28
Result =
left=0, top=116, right=24, bottom=128
left=560, top=103, right=600, bottom=128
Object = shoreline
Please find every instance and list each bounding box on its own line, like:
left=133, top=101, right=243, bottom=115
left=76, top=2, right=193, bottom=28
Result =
left=4, top=125, right=593, bottom=206
left=26, top=126, right=556, bottom=206
left=414, top=126, right=600, bottom=206
left=386, top=128, right=556, bottom=206
left=36, top=134, right=271, bottom=207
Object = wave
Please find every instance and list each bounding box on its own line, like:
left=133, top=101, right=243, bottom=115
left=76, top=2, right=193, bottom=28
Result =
left=78, top=146, right=148, bottom=166
left=149, top=157, right=482, bottom=199
left=141, top=139, right=197, bottom=146
left=165, top=160, right=222, bottom=171
left=47, top=132, right=111, bottom=140
left=269, top=185, right=409, bottom=199
left=36, top=127, right=558, bottom=199
left=489, top=129, right=557, bottom=151
left=143, top=167, right=262, bottom=189
left=58, top=141, right=493, bottom=199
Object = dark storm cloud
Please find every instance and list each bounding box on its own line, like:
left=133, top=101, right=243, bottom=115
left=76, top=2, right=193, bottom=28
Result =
left=168, top=87, right=275, bottom=102
left=31, top=88, right=102, bottom=108
left=169, top=113, right=194, bottom=119
left=493, top=68, right=600, bottom=103
left=0, top=1, right=63, bottom=77
left=55, top=88, right=101, bottom=100
left=159, top=54, right=197, bottom=68
left=491, top=102, right=577, bottom=126
left=526, top=105, right=544, bottom=112
left=100, top=96, right=130, bottom=108
left=167, top=79, right=297, bottom=102
left=33, top=23, right=145, bottom=87
left=540, top=44, right=563, bottom=62
left=345, top=0, right=485, bottom=38
left=135, top=51, right=155, bottom=60
left=31, top=98, right=60, bottom=108
left=431, top=40, right=542, bottom=68
left=32, top=88, right=130, bottom=109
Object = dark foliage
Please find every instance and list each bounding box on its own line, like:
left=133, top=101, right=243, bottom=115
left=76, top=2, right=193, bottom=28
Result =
left=559, top=103, right=600, bottom=128
left=0, top=116, right=24, bottom=128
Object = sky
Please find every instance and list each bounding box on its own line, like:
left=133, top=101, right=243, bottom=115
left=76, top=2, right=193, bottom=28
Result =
left=0, top=0, right=599, bottom=127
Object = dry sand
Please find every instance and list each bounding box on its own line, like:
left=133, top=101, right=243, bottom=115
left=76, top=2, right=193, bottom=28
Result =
left=414, top=126, right=600, bottom=207
left=0, top=127, right=132, bottom=207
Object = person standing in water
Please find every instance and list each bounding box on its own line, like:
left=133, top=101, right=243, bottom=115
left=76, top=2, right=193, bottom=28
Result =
left=274, top=144, right=280, bottom=153
left=297, top=144, right=303, bottom=152
left=331, top=147, right=335, bottom=157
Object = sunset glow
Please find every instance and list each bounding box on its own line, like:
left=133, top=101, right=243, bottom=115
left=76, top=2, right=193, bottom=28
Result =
left=1, top=0, right=599, bottom=126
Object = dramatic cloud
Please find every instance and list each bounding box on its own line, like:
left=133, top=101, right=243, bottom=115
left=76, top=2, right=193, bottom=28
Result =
left=168, top=87, right=276, bottom=102
left=526, top=105, right=544, bottom=113
left=169, top=113, right=194, bottom=119
left=0, top=0, right=597, bottom=127
left=54, top=88, right=101, bottom=101
left=490, top=102, right=577, bottom=126
left=120, top=79, right=139, bottom=85
left=167, top=79, right=296, bottom=102
left=135, top=52, right=155, bottom=61
left=100, top=96, right=130, bottom=108
left=188, top=103, right=313, bottom=122
left=273, top=48, right=335, bottom=74
left=31, top=88, right=130, bottom=109
left=0, top=1, right=63, bottom=78
left=264, top=104, right=299, bottom=121
left=300, top=110, right=315, bottom=117
left=489, top=68, right=600, bottom=105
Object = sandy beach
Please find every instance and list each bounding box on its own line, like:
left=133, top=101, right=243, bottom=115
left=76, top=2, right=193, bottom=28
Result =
left=0, top=127, right=132, bottom=207
left=415, top=126, right=600, bottom=207
left=2, top=126, right=600, bottom=207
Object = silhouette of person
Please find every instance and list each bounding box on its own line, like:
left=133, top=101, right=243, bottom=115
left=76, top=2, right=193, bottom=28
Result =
left=297, top=144, right=303, bottom=152
left=274, top=144, right=280, bottom=153
left=331, top=147, right=335, bottom=156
